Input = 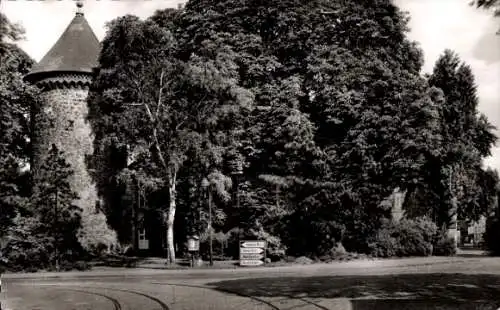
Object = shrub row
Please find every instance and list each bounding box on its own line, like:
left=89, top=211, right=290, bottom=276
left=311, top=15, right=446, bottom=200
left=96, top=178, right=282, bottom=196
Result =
left=368, top=217, right=456, bottom=257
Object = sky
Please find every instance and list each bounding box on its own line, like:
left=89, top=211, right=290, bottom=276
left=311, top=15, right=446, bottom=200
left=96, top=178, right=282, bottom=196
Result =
left=1, top=0, right=499, bottom=171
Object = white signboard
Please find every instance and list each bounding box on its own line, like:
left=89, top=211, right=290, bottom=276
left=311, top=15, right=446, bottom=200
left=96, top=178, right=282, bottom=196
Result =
left=240, top=247, right=264, bottom=254
left=241, top=241, right=267, bottom=248
left=187, top=238, right=200, bottom=251
left=240, top=253, right=264, bottom=260
left=138, top=239, right=149, bottom=250
left=240, top=260, right=264, bottom=266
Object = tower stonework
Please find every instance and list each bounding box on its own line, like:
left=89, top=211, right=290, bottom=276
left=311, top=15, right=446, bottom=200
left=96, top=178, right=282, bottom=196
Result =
left=25, top=4, right=117, bottom=250
left=30, top=76, right=94, bottom=199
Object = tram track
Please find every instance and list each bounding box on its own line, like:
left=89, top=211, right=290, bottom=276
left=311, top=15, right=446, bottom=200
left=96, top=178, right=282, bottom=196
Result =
left=62, top=288, right=123, bottom=310
left=33, top=279, right=331, bottom=309
left=151, top=281, right=330, bottom=310
left=41, top=284, right=170, bottom=310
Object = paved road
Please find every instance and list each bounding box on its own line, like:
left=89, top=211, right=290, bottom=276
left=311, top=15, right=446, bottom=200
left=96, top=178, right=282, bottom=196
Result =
left=2, top=255, right=500, bottom=310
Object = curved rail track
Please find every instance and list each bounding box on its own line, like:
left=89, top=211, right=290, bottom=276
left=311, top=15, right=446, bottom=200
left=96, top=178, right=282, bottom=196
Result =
left=97, top=287, right=170, bottom=310
left=63, top=288, right=123, bottom=310
left=151, top=281, right=330, bottom=310
left=41, top=285, right=169, bottom=310
left=37, top=280, right=329, bottom=309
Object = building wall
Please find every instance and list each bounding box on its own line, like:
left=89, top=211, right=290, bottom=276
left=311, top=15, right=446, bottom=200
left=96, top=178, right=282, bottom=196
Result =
left=380, top=187, right=406, bottom=222
left=32, top=85, right=95, bottom=208
left=31, top=79, right=117, bottom=250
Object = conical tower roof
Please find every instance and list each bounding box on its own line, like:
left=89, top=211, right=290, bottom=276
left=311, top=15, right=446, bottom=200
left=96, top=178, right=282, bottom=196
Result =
left=25, top=2, right=99, bottom=82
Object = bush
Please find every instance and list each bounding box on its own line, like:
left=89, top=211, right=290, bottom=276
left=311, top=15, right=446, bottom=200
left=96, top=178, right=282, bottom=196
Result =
left=329, top=242, right=348, bottom=258
left=281, top=212, right=345, bottom=258
left=73, top=261, right=91, bottom=271
left=199, top=229, right=232, bottom=261
left=369, top=228, right=398, bottom=257
left=248, top=227, right=286, bottom=262
left=1, top=216, right=54, bottom=272
left=433, top=234, right=457, bottom=256
left=368, top=217, right=437, bottom=258
left=1, top=216, right=95, bottom=272
left=295, top=256, right=313, bottom=264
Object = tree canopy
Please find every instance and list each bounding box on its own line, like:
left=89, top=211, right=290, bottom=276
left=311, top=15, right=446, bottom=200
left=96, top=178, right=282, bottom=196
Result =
left=0, top=12, right=38, bottom=237
left=87, top=0, right=488, bottom=259
left=1, top=0, right=499, bottom=269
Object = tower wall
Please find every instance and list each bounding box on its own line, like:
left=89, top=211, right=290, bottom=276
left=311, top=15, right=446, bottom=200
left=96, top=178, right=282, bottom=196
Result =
left=31, top=74, right=94, bottom=209
left=25, top=6, right=118, bottom=251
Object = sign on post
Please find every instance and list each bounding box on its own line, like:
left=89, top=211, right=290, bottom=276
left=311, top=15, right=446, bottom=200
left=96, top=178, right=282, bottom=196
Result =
left=138, top=239, right=149, bottom=250
left=138, top=229, right=149, bottom=250
left=241, top=241, right=266, bottom=248
left=187, top=236, right=200, bottom=252
left=240, top=247, right=264, bottom=254
left=239, top=240, right=267, bottom=266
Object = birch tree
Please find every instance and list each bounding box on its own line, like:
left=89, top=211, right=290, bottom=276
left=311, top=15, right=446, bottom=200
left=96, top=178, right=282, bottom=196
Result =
left=89, top=15, right=252, bottom=263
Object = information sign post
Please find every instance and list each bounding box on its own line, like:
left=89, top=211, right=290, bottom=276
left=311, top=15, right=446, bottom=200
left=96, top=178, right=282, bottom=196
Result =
left=239, top=240, right=267, bottom=266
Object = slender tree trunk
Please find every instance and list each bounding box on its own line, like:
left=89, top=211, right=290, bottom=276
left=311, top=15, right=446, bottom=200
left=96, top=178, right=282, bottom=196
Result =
left=447, top=197, right=458, bottom=246
left=208, top=190, right=213, bottom=266
left=132, top=178, right=138, bottom=253
left=166, top=171, right=177, bottom=264
left=447, top=166, right=458, bottom=248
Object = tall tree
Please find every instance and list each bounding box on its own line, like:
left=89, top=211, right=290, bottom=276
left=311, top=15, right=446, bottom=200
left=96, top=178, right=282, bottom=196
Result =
left=89, top=13, right=252, bottom=263
left=177, top=0, right=327, bottom=254
left=4, top=145, right=81, bottom=270
left=427, top=50, right=497, bottom=229
left=0, top=12, right=38, bottom=236
left=92, top=0, right=469, bottom=258
left=31, top=145, right=81, bottom=266
left=178, top=0, right=443, bottom=254
left=0, top=11, right=24, bottom=55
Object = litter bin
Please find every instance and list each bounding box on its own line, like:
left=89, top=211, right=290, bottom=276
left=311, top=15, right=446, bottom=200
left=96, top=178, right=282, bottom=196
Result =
left=187, top=236, right=200, bottom=267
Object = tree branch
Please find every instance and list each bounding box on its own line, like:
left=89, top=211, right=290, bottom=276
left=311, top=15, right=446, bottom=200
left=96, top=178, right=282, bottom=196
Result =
left=155, top=69, right=165, bottom=120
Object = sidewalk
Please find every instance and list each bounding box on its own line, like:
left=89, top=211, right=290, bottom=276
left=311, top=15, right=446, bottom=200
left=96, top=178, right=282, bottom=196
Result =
left=2, top=255, right=479, bottom=281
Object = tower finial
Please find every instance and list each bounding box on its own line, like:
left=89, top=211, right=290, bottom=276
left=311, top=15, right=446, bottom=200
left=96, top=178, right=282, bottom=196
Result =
left=76, top=1, right=84, bottom=16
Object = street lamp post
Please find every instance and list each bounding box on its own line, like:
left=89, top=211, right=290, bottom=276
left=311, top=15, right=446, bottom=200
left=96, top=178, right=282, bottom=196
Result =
left=230, top=154, right=244, bottom=244
left=208, top=189, right=213, bottom=266
left=231, top=169, right=243, bottom=242
left=201, top=178, right=213, bottom=266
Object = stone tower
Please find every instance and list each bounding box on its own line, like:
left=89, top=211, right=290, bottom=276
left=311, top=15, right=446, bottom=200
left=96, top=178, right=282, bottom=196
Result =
left=24, top=2, right=116, bottom=250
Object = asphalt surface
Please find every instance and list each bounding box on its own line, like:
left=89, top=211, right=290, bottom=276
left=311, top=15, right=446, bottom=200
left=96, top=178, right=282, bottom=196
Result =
left=2, top=254, right=500, bottom=310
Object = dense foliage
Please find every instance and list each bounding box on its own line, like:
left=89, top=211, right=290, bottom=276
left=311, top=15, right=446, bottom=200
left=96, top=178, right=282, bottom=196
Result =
left=0, top=13, right=88, bottom=271
left=406, top=50, right=498, bottom=229
left=3, top=146, right=83, bottom=271
left=1, top=0, right=499, bottom=271
left=368, top=217, right=437, bottom=257
left=0, top=12, right=37, bottom=241
left=88, top=0, right=497, bottom=262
